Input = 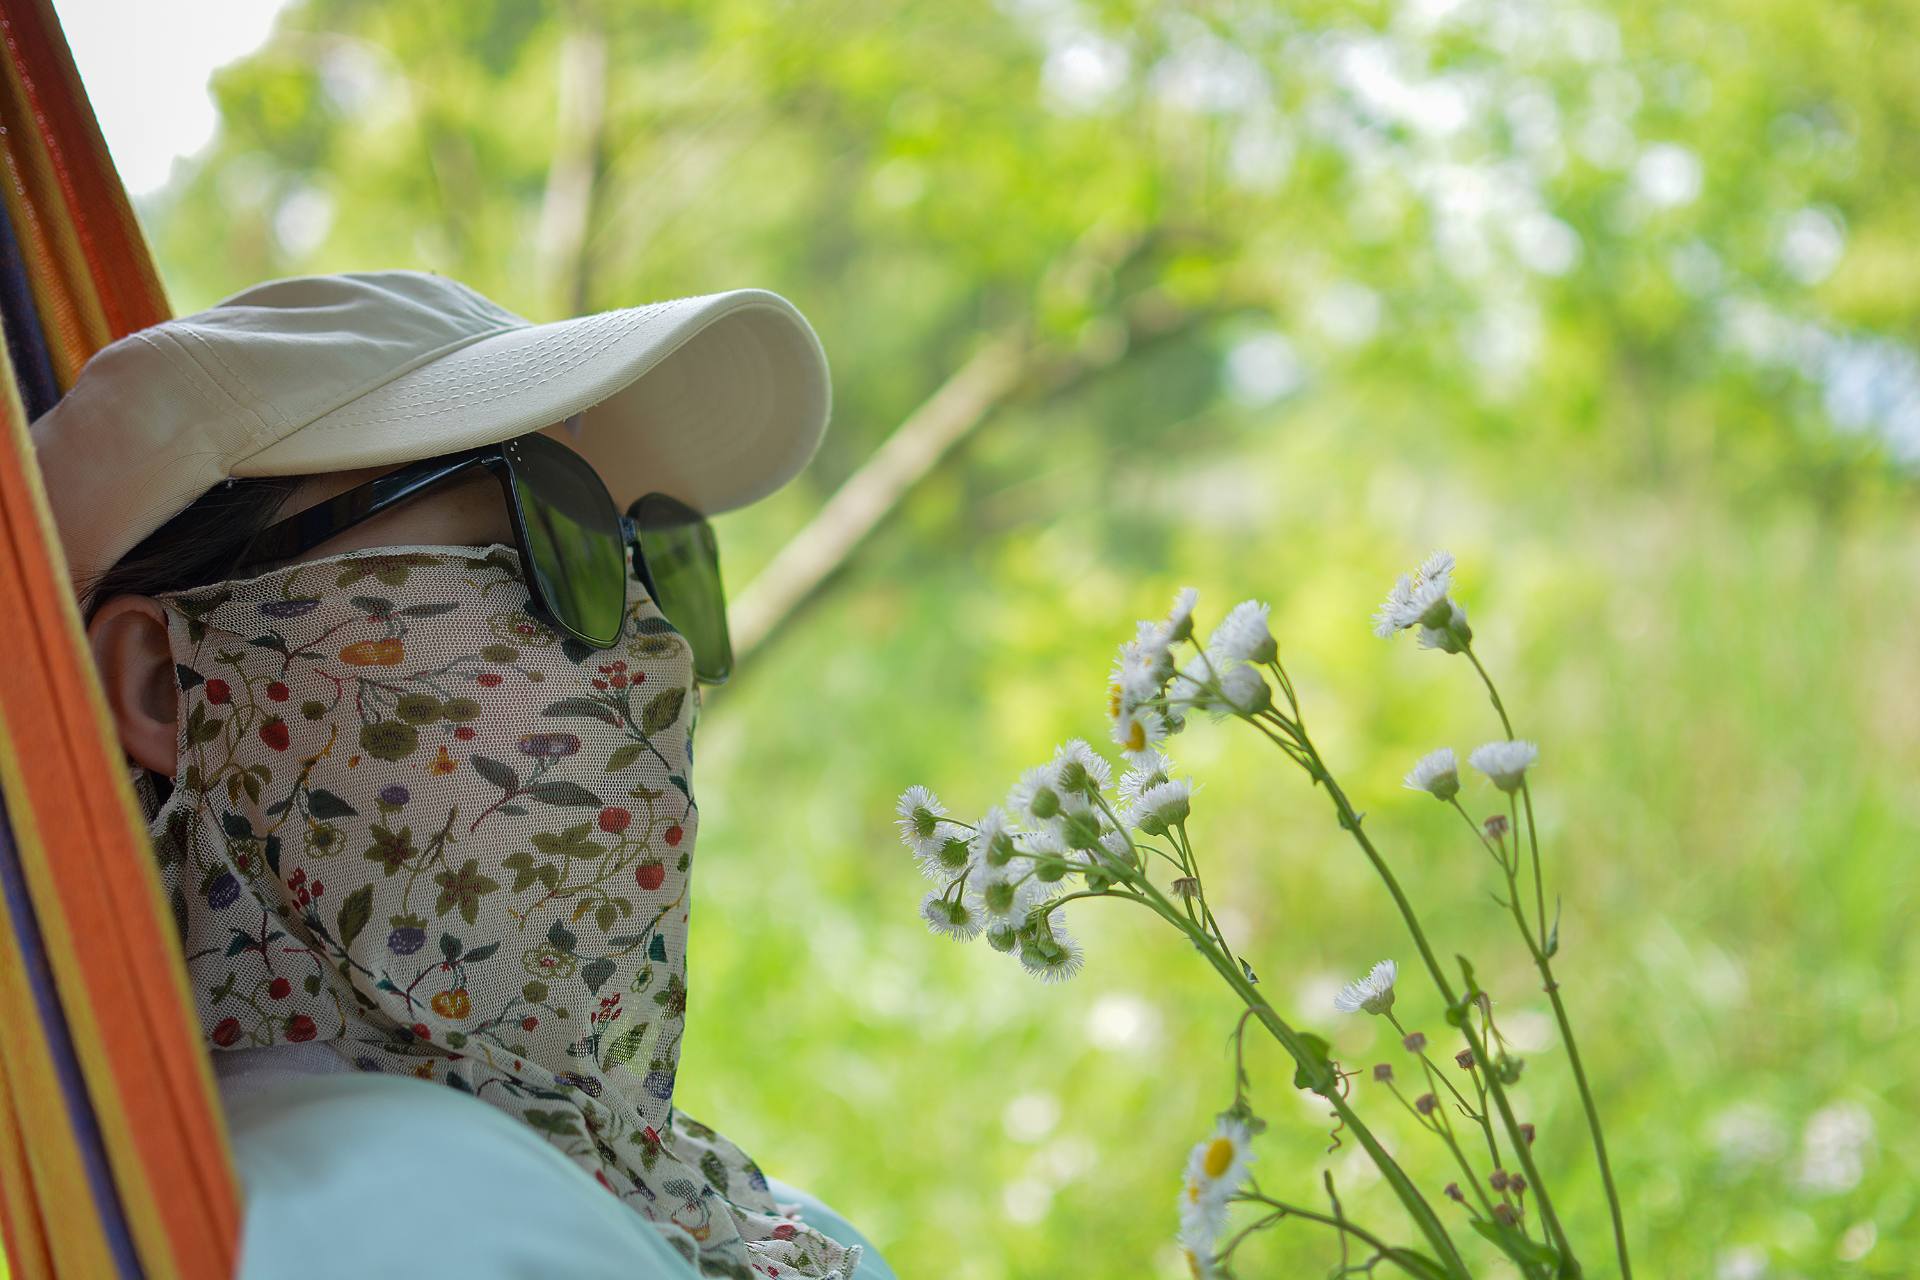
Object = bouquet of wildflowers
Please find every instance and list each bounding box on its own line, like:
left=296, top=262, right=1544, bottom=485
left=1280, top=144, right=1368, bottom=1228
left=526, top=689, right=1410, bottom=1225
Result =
left=891, top=554, right=1629, bottom=1279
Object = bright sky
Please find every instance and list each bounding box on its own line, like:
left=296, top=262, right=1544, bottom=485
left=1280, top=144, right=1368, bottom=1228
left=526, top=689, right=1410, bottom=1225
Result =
left=55, top=0, right=294, bottom=196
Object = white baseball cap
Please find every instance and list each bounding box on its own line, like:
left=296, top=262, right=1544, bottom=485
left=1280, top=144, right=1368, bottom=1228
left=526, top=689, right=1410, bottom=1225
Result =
left=30, top=269, right=831, bottom=606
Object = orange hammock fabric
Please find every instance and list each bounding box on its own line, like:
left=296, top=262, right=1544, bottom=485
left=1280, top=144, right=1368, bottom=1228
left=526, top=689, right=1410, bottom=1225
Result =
left=0, top=2, right=243, bottom=1277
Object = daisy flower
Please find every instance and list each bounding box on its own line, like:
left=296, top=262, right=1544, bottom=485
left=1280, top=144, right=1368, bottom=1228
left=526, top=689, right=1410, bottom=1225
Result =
left=1007, top=763, right=1065, bottom=826
left=1186, top=1113, right=1255, bottom=1202
left=1372, top=550, right=1456, bottom=638
left=919, top=886, right=984, bottom=942
left=1132, top=778, right=1193, bottom=836
left=1402, top=747, right=1460, bottom=802
left=1176, top=1179, right=1223, bottom=1280
left=894, top=785, right=951, bottom=860
left=969, top=805, right=1018, bottom=868
left=1110, top=703, right=1168, bottom=761
left=1207, top=599, right=1277, bottom=665
left=1051, top=739, right=1113, bottom=801
left=1117, top=619, right=1176, bottom=688
left=1164, top=586, right=1200, bottom=644
left=1417, top=600, right=1471, bottom=653
left=1096, top=827, right=1137, bottom=871
left=1214, top=662, right=1271, bottom=716
left=1469, top=739, right=1539, bottom=792
left=976, top=870, right=1033, bottom=926
left=1017, top=911, right=1085, bottom=983
left=1333, top=959, right=1398, bottom=1015
left=1119, top=751, right=1175, bottom=808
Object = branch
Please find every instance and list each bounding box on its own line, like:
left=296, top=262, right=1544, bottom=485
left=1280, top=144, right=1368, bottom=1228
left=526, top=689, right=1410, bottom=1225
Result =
left=726, top=235, right=1233, bottom=663
left=534, top=4, right=609, bottom=315
left=727, top=330, right=1029, bottom=658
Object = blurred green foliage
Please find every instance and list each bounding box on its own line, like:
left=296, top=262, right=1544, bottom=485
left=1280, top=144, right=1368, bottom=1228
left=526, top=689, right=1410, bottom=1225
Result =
left=128, top=0, right=1920, bottom=1274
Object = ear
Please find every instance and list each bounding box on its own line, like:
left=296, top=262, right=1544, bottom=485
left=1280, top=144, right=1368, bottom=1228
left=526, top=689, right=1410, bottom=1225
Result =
left=86, top=594, right=179, bottom=778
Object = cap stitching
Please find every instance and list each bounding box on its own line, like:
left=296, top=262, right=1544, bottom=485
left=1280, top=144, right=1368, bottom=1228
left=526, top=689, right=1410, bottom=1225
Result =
left=173, top=323, right=292, bottom=439
left=308, top=303, right=677, bottom=429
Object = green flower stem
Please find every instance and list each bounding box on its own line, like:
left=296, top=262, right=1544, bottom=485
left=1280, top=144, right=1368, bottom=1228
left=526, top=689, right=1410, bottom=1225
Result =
left=1389, top=1009, right=1503, bottom=1176
left=1242, top=704, right=1579, bottom=1275
left=1128, top=873, right=1471, bottom=1280
left=1224, top=1193, right=1438, bottom=1279
left=1464, top=651, right=1633, bottom=1280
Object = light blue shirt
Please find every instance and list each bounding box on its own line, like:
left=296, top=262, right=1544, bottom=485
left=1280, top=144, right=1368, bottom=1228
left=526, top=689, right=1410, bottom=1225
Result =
left=220, top=1066, right=894, bottom=1279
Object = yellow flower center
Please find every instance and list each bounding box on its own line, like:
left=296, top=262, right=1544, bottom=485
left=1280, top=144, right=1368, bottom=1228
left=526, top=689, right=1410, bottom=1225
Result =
left=1107, top=681, right=1123, bottom=719
left=1125, top=719, right=1147, bottom=752
left=1203, top=1136, right=1236, bottom=1179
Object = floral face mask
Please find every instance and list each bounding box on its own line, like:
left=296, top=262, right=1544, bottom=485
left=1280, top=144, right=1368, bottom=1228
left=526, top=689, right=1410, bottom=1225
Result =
left=139, top=542, right=861, bottom=1280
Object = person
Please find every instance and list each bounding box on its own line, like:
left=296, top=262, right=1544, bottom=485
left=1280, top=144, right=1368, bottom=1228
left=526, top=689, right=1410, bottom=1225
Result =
left=33, top=270, right=892, bottom=1279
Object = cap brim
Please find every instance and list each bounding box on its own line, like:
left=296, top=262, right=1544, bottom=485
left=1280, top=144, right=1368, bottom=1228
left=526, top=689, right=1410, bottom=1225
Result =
left=232, top=288, right=830, bottom=517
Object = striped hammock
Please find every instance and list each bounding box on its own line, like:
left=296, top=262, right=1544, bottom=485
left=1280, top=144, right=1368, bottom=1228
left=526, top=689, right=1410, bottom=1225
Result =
left=0, top=1, right=244, bottom=1276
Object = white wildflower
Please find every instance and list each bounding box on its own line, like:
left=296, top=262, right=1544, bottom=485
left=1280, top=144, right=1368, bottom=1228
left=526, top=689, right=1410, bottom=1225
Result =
left=1109, top=651, right=1161, bottom=717
left=969, top=805, right=1017, bottom=869
left=1207, top=599, right=1277, bottom=664
left=1018, top=911, right=1085, bottom=983
left=1333, top=959, right=1398, bottom=1015
left=894, top=785, right=950, bottom=860
left=1119, top=752, right=1175, bottom=808
left=1007, top=763, right=1065, bottom=826
left=1164, top=586, right=1199, bottom=643
left=1215, top=662, right=1272, bottom=715
left=1186, top=1114, right=1254, bottom=1201
left=1096, top=827, right=1136, bottom=870
left=1469, top=739, right=1539, bottom=792
left=1403, top=747, right=1460, bottom=802
left=1132, top=778, right=1193, bottom=836
left=1118, top=619, right=1176, bottom=687
left=977, top=868, right=1039, bottom=926
left=1177, top=1174, right=1224, bottom=1278
left=920, top=886, right=985, bottom=942
left=1110, top=703, right=1167, bottom=761
left=1373, top=550, right=1456, bottom=638
left=1416, top=600, right=1471, bottom=653
left=1051, top=739, right=1113, bottom=801
left=1177, top=1112, right=1254, bottom=1274
left=1165, top=654, right=1217, bottom=715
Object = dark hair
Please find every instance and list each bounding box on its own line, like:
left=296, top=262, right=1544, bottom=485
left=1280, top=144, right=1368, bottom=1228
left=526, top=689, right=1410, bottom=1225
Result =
left=83, top=475, right=309, bottom=813
left=80, top=475, right=308, bottom=625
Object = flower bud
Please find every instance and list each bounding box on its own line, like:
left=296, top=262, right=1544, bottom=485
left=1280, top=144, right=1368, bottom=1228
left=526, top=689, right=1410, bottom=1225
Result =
left=1444, top=1183, right=1465, bottom=1203
left=987, top=830, right=1016, bottom=866
left=938, top=836, right=972, bottom=872
left=1402, top=1032, right=1427, bottom=1053
left=1492, top=1203, right=1517, bottom=1226
left=986, top=923, right=1018, bottom=953
left=1454, top=1048, right=1475, bottom=1070
left=1170, top=876, right=1200, bottom=899
left=1056, top=760, right=1091, bottom=796
left=1036, top=859, right=1067, bottom=882
left=1496, top=1054, right=1525, bottom=1086
left=1415, top=1093, right=1437, bottom=1116
left=1510, top=1175, right=1528, bottom=1196
left=1518, top=1123, right=1535, bottom=1146
left=1061, top=810, right=1104, bottom=851
left=1482, top=814, right=1509, bottom=841
left=1372, top=1063, right=1393, bottom=1083
left=1030, top=786, right=1061, bottom=819
left=1489, top=1169, right=1510, bottom=1192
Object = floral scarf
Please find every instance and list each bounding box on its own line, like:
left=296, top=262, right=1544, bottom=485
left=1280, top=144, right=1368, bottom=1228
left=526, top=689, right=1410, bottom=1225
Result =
left=136, top=542, right=860, bottom=1279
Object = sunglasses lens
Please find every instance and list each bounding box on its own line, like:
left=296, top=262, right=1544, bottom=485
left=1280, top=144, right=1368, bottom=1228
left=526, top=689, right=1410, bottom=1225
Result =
left=632, top=493, right=732, bottom=685
left=506, top=436, right=628, bottom=648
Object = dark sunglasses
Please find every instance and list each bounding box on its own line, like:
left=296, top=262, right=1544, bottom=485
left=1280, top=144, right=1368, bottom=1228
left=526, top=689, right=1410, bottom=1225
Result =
left=228, top=429, right=733, bottom=684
